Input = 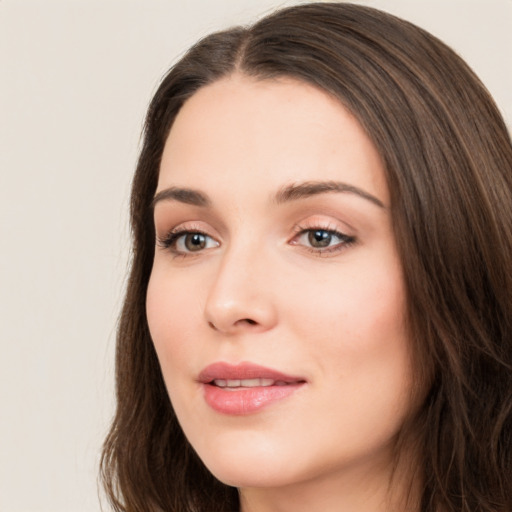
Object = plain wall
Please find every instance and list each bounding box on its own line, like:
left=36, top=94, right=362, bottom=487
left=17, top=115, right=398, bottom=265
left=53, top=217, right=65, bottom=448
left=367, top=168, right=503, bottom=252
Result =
left=1, top=1, right=510, bottom=510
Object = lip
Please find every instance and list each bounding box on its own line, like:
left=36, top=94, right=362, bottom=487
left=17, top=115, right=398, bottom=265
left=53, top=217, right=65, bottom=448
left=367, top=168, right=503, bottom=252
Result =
left=198, top=362, right=306, bottom=415
left=198, top=361, right=304, bottom=383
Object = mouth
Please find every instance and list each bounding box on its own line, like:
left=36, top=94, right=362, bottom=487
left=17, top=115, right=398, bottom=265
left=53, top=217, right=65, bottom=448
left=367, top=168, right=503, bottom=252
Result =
left=211, top=378, right=292, bottom=389
left=198, top=362, right=306, bottom=415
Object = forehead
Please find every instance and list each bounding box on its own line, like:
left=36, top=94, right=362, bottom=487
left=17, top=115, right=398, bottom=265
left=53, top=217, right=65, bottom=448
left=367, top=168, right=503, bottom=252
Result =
left=158, top=74, right=388, bottom=205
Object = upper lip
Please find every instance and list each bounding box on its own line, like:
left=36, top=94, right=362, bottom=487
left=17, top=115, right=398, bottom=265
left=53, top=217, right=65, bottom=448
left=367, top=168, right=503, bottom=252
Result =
left=198, top=362, right=305, bottom=384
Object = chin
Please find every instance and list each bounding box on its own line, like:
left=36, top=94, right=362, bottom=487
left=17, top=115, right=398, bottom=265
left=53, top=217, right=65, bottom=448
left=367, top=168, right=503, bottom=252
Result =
left=192, top=433, right=306, bottom=488
left=207, top=460, right=304, bottom=490
left=210, top=466, right=283, bottom=489
left=187, top=420, right=399, bottom=494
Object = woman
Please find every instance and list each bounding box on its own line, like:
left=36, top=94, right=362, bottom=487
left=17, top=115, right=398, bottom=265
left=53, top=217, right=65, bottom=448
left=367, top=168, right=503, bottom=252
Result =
left=101, top=3, right=512, bottom=511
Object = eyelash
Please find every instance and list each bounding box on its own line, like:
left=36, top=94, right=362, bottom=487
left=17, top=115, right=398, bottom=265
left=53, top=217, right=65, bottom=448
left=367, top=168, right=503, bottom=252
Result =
left=157, top=225, right=356, bottom=257
left=157, top=227, right=218, bottom=256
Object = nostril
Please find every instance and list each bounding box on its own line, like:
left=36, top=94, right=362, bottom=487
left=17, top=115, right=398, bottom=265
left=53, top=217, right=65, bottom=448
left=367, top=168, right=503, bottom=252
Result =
left=207, top=318, right=257, bottom=330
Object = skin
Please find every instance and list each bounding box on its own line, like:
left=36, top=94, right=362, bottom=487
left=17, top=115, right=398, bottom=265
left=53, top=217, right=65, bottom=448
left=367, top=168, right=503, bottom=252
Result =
left=146, top=74, right=416, bottom=512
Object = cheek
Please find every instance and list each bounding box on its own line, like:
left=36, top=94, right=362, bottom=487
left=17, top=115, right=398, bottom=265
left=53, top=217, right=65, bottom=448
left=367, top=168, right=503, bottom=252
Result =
left=146, top=269, right=200, bottom=372
left=287, top=255, right=406, bottom=345
left=284, top=252, right=412, bottom=403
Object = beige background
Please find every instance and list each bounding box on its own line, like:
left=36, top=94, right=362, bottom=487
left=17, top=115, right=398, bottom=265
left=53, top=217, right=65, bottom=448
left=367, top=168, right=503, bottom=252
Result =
left=1, top=1, right=510, bottom=510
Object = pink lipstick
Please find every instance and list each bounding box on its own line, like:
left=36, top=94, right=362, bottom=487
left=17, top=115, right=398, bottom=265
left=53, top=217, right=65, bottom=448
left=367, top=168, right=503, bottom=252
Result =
left=198, top=362, right=306, bottom=415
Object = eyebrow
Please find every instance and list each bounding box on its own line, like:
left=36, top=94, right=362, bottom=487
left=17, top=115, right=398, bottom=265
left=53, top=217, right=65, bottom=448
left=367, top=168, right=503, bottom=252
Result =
left=274, top=181, right=385, bottom=208
left=152, top=180, right=385, bottom=209
left=152, top=187, right=211, bottom=208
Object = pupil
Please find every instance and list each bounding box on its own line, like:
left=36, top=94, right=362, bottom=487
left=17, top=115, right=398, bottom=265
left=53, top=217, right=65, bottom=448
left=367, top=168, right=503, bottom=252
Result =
left=309, top=230, right=331, bottom=248
left=185, top=233, right=206, bottom=251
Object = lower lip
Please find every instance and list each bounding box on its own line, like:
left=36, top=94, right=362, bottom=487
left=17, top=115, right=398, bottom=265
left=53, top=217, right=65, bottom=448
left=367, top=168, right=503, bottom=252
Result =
left=203, top=383, right=303, bottom=415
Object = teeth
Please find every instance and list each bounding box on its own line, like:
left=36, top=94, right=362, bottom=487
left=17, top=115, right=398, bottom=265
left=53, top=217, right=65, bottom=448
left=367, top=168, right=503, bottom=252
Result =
left=213, top=378, right=280, bottom=388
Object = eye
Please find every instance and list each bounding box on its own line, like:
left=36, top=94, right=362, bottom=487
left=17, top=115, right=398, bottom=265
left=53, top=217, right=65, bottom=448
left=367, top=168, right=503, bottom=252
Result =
left=158, top=230, right=219, bottom=255
left=307, top=229, right=337, bottom=248
left=291, top=227, right=355, bottom=254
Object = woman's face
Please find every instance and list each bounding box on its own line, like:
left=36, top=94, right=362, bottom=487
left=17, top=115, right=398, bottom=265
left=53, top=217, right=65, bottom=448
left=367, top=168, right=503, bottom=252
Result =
left=147, top=75, right=413, bottom=496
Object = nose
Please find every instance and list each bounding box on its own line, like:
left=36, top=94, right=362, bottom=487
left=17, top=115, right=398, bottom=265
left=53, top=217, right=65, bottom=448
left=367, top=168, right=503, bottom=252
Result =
left=204, top=245, right=278, bottom=335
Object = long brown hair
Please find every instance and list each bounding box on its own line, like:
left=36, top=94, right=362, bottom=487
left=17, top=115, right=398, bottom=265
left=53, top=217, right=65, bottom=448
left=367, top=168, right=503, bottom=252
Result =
left=101, top=3, right=512, bottom=511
